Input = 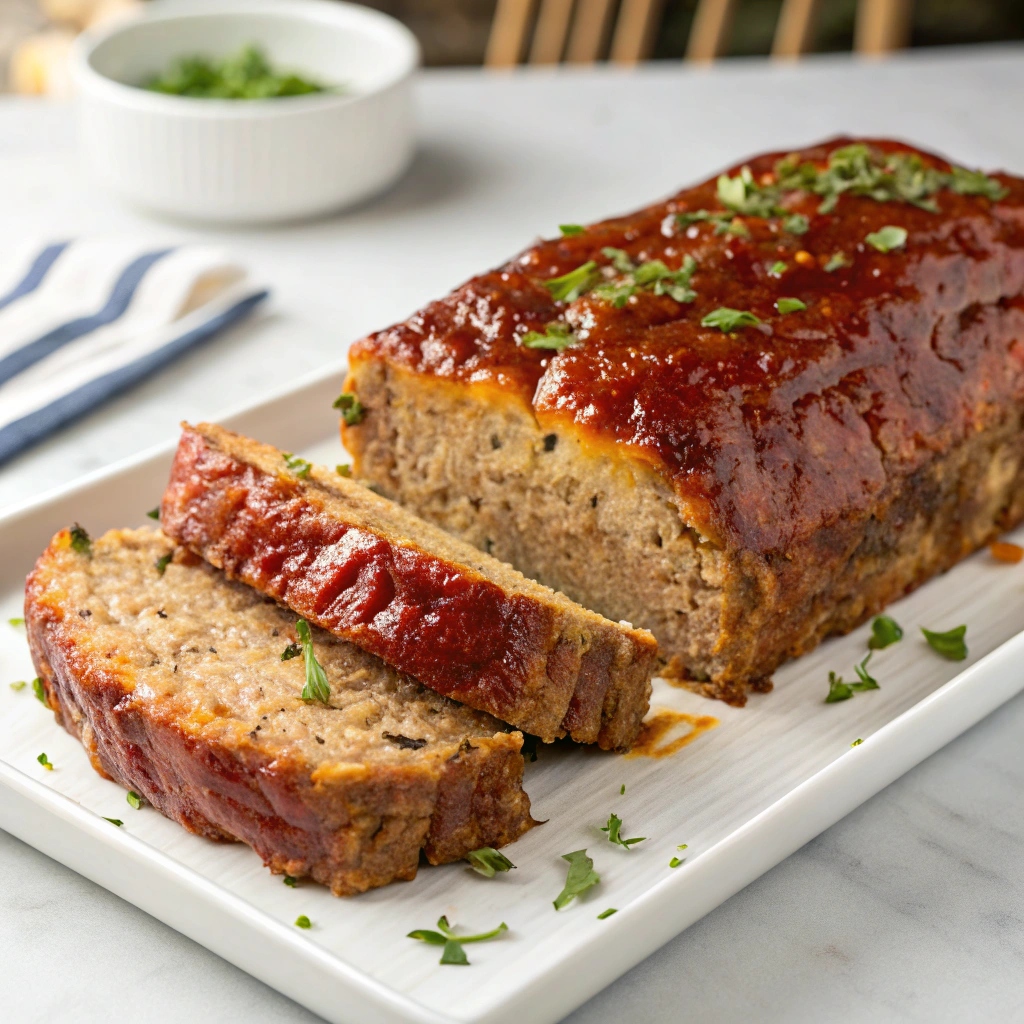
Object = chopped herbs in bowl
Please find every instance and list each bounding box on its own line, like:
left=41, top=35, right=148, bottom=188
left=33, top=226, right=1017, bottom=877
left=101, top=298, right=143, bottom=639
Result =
left=145, top=45, right=335, bottom=100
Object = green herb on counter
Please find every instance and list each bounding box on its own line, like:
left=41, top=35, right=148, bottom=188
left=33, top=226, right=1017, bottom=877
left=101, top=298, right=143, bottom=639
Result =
left=466, top=847, right=516, bottom=878
left=104, top=818, right=123, bottom=827
left=851, top=738, right=864, bottom=747
left=37, top=752, right=53, bottom=771
left=825, top=671, right=853, bottom=703
left=127, top=790, right=144, bottom=810
left=408, top=916, right=507, bottom=965
left=554, top=849, right=600, bottom=910
left=868, top=614, right=903, bottom=649
left=522, top=321, right=578, bottom=352
left=600, top=813, right=646, bottom=850
left=701, top=307, right=761, bottom=332
left=9, top=681, right=26, bottom=692
left=296, top=619, right=330, bottom=703
left=851, top=654, right=879, bottom=691
left=69, top=524, right=91, bottom=556
left=283, top=875, right=298, bottom=887
left=294, top=915, right=312, bottom=929
left=146, top=45, right=330, bottom=100
left=776, top=297, right=807, bottom=314
left=619, top=784, right=626, bottom=795
left=921, top=624, right=968, bottom=661
left=333, top=392, right=365, bottom=426
left=597, top=908, right=617, bottom=919
left=865, top=226, right=907, bottom=253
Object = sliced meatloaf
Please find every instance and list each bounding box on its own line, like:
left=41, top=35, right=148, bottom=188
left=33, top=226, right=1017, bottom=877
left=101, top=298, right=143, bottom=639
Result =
left=342, top=137, right=1024, bottom=704
left=160, top=423, right=657, bottom=750
left=24, top=527, right=535, bottom=896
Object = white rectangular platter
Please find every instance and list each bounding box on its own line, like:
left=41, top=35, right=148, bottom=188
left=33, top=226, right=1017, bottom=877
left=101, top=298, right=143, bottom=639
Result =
left=2, top=362, right=1023, bottom=1024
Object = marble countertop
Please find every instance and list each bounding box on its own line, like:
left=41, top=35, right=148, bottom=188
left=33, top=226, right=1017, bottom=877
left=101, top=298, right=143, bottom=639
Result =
left=1, top=46, right=1023, bottom=1023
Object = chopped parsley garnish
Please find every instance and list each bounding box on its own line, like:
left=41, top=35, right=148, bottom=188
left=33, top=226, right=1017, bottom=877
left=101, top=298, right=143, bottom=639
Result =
left=146, top=507, right=160, bottom=520
left=669, top=842, right=688, bottom=868
left=296, top=619, right=330, bottom=703
left=37, top=752, right=53, bottom=770
left=717, top=166, right=781, bottom=219
left=559, top=224, right=585, bottom=236
left=333, top=392, right=365, bottom=426
left=294, top=915, right=312, bottom=929
left=597, top=908, right=617, bottom=919
left=126, top=790, right=144, bottom=810
left=522, top=321, right=577, bottom=351
left=31, top=678, right=46, bottom=705
left=283, top=875, right=298, bottom=887
left=768, top=261, right=787, bottom=277
left=465, top=847, right=516, bottom=877
left=593, top=250, right=698, bottom=307
left=824, top=252, right=850, bottom=273
left=782, top=213, right=810, bottom=235
left=283, top=452, right=312, bottom=478
left=69, top=524, right=91, bottom=555
left=825, top=671, right=853, bottom=703
left=701, top=307, right=761, bottom=332
left=619, top=784, right=626, bottom=795
left=865, top=225, right=907, bottom=253
left=104, top=818, right=123, bottom=827
left=408, top=916, right=507, bottom=965
left=8, top=617, right=24, bottom=627
left=600, top=813, right=646, bottom=850
left=776, top=297, right=806, bottom=314
left=155, top=553, right=172, bottom=575
left=281, top=642, right=301, bottom=661
left=336, top=463, right=351, bottom=478
left=9, top=681, right=26, bottom=692
left=868, top=614, right=903, bottom=650
left=949, top=166, right=1008, bottom=201
left=554, top=849, right=600, bottom=910
left=851, top=738, right=864, bottom=747
left=853, top=654, right=879, bottom=690
left=544, top=261, right=599, bottom=302
left=921, top=624, right=968, bottom=661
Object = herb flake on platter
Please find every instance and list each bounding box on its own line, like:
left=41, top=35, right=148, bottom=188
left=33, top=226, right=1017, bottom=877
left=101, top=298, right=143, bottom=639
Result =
left=868, top=614, right=903, bottom=650
left=921, top=624, right=968, bottom=661
left=554, top=849, right=600, bottom=910
left=600, top=812, right=646, bottom=850
left=465, top=847, right=516, bottom=878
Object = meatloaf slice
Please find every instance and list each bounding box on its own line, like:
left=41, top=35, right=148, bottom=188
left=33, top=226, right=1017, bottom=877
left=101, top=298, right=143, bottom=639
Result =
left=342, top=137, right=1024, bottom=705
left=24, top=527, right=535, bottom=896
left=160, top=422, right=657, bottom=750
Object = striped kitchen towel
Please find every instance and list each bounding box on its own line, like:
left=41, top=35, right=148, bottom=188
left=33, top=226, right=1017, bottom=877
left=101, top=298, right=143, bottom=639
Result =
left=0, top=239, right=268, bottom=466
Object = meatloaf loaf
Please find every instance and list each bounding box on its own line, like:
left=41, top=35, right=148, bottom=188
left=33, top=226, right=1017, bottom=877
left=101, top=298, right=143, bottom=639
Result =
left=342, top=137, right=1024, bottom=704
left=25, top=526, right=535, bottom=895
left=160, top=422, right=656, bottom=750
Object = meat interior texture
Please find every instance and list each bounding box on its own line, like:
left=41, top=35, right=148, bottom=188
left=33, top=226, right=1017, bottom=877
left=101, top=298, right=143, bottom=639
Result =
left=160, top=422, right=656, bottom=749
left=343, top=137, right=1024, bottom=704
left=24, top=528, right=534, bottom=895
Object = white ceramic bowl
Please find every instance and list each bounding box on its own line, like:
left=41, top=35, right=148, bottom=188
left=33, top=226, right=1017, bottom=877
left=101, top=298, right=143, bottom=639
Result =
left=71, top=0, right=420, bottom=224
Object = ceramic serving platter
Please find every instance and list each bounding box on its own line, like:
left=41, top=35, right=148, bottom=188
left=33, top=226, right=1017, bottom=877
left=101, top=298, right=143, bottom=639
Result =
left=2, top=362, right=1023, bottom=1024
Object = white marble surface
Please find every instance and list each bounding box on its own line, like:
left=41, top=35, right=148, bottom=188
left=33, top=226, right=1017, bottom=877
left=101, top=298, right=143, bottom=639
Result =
left=1, top=46, right=1024, bottom=1023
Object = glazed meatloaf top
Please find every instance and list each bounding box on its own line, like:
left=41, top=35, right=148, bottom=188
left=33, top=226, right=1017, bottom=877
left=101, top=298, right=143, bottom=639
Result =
left=161, top=423, right=656, bottom=749
left=25, top=527, right=534, bottom=895
left=349, top=137, right=1024, bottom=556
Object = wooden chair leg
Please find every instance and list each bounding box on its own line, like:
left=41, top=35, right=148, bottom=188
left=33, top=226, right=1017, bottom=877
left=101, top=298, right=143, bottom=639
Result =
left=485, top=0, right=538, bottom=67
left=565, top=0, right=616, bottom=63
left=530, top=0, right=576, bottom=63
left=772, top=0, right=821, bottom=58
left=854, top=0, right=913, bottom=54
left=685, top=0, right=738, bottom=62
left=610, top=0, right=664, bottom=64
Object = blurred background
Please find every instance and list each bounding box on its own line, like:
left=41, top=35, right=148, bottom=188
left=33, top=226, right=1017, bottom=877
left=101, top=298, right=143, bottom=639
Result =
left=2, top=0, right=1022, bottom=87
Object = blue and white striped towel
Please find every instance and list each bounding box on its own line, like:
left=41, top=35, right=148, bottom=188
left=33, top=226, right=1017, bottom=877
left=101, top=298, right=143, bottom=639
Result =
left=0, top=239, right=268, bottom=466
